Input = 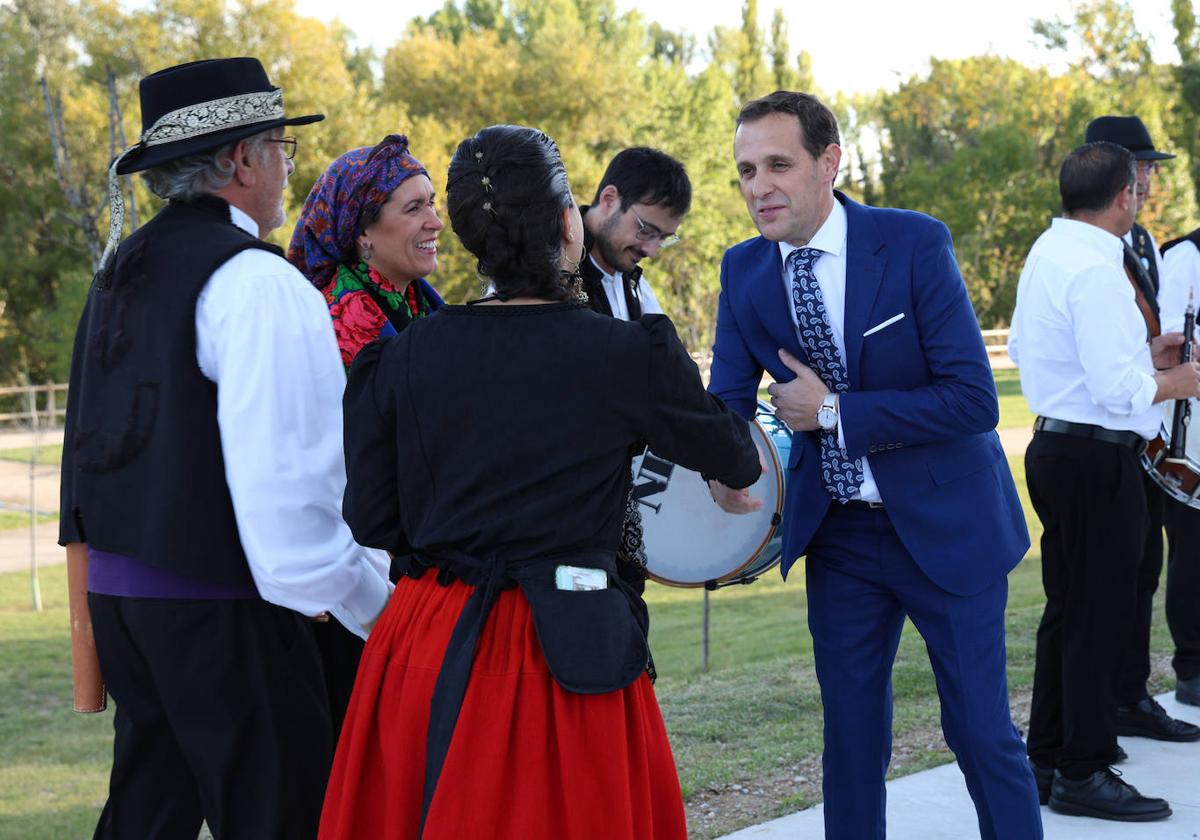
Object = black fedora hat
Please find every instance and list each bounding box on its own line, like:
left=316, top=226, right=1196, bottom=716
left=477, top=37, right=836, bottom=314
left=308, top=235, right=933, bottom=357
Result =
left=1085, top=115, right=1175, bottom=161
left=115, top=57, right=324, bottom=175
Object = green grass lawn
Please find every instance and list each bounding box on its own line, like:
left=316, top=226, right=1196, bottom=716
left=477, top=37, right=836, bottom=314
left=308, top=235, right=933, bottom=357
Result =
left=0, top=446, right=63, bottom=467
left=0, top=565, right=114, bottom=840
left=0, top=512, right=58, bottom=532
left=994, top=368, right=1036, bottom=430
left=0, top=374, right=1171, bottom=838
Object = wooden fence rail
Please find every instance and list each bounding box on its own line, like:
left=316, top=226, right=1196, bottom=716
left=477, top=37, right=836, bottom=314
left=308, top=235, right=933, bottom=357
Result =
left=0, top=384, right=70, bottom=425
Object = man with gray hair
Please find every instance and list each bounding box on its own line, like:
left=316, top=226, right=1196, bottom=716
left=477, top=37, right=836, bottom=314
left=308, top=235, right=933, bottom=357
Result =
left=59, top=57, right=390, bottom=838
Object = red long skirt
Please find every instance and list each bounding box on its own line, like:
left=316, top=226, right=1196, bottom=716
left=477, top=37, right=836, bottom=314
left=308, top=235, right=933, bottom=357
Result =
left=317, top=572, right=688, bottom=840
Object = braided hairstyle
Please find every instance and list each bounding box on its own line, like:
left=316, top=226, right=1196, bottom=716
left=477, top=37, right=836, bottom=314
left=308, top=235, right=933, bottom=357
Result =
left=447, top=125, right=578, bottom=301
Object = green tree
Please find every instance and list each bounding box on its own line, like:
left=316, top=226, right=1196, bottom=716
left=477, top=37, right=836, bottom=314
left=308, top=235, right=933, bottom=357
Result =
left=874, top=58, right=1091, bottom=326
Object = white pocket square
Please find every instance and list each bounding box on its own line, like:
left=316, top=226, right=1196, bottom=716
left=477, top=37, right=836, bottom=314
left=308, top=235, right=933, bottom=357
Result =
left=863, top=313, right=905, bottom=337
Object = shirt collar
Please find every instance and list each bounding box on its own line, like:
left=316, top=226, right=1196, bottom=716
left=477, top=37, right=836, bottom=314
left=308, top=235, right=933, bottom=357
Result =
left=778, top=198, right=847, bottom=266
left=1051, top=217, right=1125, bottom=264
left=227, top=203, right=260, bottom=239
left=588, top=254, right=620, bottom=284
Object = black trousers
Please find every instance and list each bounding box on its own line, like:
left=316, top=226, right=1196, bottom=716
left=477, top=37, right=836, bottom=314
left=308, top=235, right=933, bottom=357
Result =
left=89, top=594, right=333, bottom=840
left=1163, top=497, right=1200, bottom=680
left=1116, top=471, right=1164, bottom=705
left=309, top=617, right=364, bottom=740
left=1025, top=432, right=1144, bottom=777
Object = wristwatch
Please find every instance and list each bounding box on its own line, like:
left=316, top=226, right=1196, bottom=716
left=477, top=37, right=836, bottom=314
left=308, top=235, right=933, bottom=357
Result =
left=816, top=393, right=839, bottom=431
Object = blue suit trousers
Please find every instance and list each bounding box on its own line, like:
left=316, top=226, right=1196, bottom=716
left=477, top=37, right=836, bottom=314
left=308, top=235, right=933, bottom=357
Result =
left=805, top=504, right=1043, bottom=839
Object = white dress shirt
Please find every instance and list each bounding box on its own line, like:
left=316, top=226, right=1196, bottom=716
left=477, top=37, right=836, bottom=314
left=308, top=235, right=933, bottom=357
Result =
left=588, top=256, right=664, bottom=320
left=194, top=204, right=391, bottom=637
left=1158, top=239, right=1200, bottom=336
left=1008, top=217, right=1159, bottom=439
left=777, top=200, right=881, bottom=502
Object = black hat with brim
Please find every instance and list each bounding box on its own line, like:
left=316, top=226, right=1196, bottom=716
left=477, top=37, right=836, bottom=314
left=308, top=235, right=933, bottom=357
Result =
left=1085, top=115, right=1175, bottom=161
left=115, top=57, right=324, bottom=175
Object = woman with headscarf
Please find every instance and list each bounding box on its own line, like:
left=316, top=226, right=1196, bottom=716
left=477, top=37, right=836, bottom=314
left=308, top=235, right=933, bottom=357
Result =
left=289, top=134, right=444, bottom=368
left=288, top=134, right=443, bottom=736
left=316, top=124, right=761, bottom=839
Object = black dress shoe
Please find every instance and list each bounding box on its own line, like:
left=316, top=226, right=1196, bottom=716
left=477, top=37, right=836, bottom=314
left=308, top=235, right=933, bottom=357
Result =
left=1116, top=697, right=1200, bottom=741
left=1030, top=760, right=1052, bottom=805
left=1178, top=675, right=1200, bottom=707
left=1049, top=768, right=1172, bottom=821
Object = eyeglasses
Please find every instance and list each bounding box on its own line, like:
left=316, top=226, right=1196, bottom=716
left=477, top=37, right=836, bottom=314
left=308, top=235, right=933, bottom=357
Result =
left=265, top=136, right=298, bottom=160
left=631, top=209, right=681, bottom=248
left=1136, top=161, right=1159, bottom=176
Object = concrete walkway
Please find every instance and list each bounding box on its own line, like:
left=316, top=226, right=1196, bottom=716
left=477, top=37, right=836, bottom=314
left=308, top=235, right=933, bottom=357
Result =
left=719, top=693, right=1200, bottom=839
left=998, top=426, right=1034, bottom=456
left=0, top=522, right=63, bottom=574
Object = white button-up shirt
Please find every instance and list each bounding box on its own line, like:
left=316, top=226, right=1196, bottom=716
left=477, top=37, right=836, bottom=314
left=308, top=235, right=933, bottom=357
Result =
left=588, top=256, right=664, bottom=321
left=778, top=200, right=881, bottom=502
left=194, top=204, right=391, bottom=637
left=1158, top=238, right=1200, bottom=336
left=1008, top=217, right=1159, bottom=440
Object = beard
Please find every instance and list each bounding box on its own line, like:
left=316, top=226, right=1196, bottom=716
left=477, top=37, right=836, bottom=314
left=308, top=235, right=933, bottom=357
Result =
left=595, top=212, right=639, bottom=274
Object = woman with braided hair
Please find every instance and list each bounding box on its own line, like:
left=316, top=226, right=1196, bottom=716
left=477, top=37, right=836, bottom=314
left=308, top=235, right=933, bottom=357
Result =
left=318, top=124, right=760, bottom=839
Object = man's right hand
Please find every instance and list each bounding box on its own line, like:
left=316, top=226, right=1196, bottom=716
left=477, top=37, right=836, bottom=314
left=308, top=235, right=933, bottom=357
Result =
left=708, top=440, right=769, bottom=513
left=1154, top=361, right=1200, bottom=403
left=708, top=479, right=764, bottom=514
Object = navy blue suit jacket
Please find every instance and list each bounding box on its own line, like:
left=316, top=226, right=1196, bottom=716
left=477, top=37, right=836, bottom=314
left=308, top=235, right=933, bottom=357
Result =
left=708, top=192, right=1029, bottom=596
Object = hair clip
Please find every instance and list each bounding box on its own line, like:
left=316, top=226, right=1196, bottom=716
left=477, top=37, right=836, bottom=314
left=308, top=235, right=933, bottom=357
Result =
left=482, top=200, right=497, bottom=219
left=475, top=151, right=483, bottom=160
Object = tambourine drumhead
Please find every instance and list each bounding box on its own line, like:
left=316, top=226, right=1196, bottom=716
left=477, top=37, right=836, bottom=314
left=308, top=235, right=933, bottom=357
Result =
left=1144, top=397, right=1200, bottom=508
left=633, top=402, right=790, bottom=587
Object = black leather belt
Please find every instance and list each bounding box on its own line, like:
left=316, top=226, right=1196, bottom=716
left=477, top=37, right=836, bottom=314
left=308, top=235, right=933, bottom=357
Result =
left=843, top=499, right=885, bottom=511
left=1033, top=417, right=1148, bottom=453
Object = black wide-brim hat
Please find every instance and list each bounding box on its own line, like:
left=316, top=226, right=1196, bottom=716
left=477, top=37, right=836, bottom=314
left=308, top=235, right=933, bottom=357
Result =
left=115, top=57, right=324, bottom=175
left=1085, top=115, right=1175, bottom=161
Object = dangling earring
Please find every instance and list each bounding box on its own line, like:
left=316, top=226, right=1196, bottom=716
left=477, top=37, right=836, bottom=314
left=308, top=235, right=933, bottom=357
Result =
left=360, top=242, right=373, bottom=263
left=561, top=238, right=586, bottom=301
left=562, top=240, right=583, bottom=275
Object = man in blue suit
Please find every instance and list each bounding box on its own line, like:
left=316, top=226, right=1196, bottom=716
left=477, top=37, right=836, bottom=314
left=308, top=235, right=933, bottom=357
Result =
left=707, top=91, right=1042, bottom=839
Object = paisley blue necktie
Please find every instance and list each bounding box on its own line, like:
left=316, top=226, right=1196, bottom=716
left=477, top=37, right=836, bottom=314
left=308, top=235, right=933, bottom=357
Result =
left=788, top=247, right=864, bottom=503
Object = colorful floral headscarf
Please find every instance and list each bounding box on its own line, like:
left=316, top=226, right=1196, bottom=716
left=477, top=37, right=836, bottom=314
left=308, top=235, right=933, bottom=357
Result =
left=288, top=134, right=429, bottom=289
left=288, top=134, right=442, bottom=367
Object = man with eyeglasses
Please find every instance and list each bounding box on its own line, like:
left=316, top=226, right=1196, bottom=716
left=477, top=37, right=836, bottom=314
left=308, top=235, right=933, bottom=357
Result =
left=579, top=146, right=689, bottom=321
left=1084, top=116, right=1200, bottom=745
left=576, top=147, right=690, bottom=591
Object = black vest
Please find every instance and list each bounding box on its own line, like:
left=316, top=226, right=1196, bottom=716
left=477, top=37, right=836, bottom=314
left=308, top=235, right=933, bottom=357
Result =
left=1130, top=222, right=1161, bottom=293
left=579, top=207, right=644, bottom=320
left=1161, top=227, right=1200, bottom=258
left=59, top=197, right=279, bottom=585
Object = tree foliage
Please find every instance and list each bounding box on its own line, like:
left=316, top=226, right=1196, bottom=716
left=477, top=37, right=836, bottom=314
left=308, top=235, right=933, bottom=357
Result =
left=869, top=0, right=1198, bottom=326
left=3, top=0, right=1200, bottom=381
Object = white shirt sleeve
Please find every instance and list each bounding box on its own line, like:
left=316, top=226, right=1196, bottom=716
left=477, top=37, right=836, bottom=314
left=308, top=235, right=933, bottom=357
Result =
left=195, top=250, right=391, bottom=637
left=1066, top=263, right=1158, bottom=417
left=638, top=277, right=664, bottom=316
